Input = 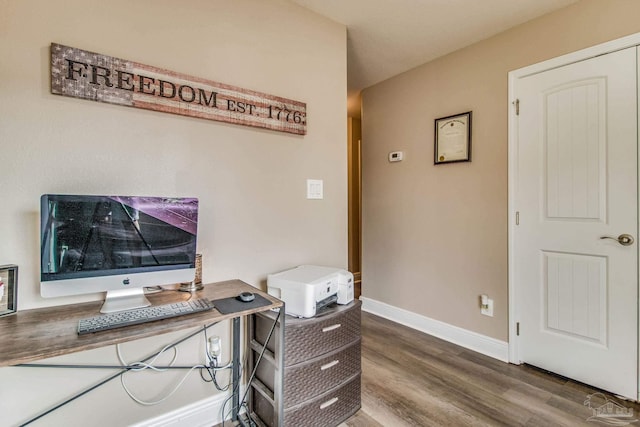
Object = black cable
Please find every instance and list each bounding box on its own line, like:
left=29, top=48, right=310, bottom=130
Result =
left=199, top=357, right=231, bottom=391
left=225, top=308, right=281, bottom=427
left=18, top=322, right=219, bottom=426
left=211, top=361, right=230, bottom=391
left=199, top=366, right=214, bottom=383
left=238, top=308, right=281, bottom=417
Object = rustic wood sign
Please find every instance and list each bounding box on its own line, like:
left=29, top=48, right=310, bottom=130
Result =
left=50, top=43, right=307, bottom=135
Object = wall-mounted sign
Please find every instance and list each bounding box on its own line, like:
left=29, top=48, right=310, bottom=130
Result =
left=50, top=43, right=307, bottom=135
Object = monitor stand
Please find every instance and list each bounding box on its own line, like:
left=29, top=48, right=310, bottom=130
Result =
left=100, top=288, right=151, bottom=314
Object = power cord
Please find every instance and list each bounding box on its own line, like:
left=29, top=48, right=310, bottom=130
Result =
left=116, top=342, right=178, bottom=371
left=116, top=338, right=206, bottom=406
left=112, top=287, right=208, bottom=405
left=121, top=365, right=205, bottom=406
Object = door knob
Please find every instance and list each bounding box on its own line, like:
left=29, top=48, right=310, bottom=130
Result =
left=600, top=234, right=634, bottom=246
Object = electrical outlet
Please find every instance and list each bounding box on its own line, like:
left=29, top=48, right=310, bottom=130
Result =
left=208, top=336, right=222, bottom=366
left=480, top=297, right=494, bottom=317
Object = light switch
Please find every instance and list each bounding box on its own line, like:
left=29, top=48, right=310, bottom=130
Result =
left=307, top=179, right=323, bottom=199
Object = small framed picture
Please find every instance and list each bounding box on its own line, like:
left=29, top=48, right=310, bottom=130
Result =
left=434, top=111, right=472, bottom=164
left=0, top=264, right=18, bottom=316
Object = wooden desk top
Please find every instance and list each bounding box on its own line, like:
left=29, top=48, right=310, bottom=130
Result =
left=0, top=280, right=282, bottom=367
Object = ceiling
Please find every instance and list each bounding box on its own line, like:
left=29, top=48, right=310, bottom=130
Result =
left=290, top=0, right=579, bottom=110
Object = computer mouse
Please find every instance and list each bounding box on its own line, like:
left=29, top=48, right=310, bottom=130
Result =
left=237, top=291, right=255, bottom=302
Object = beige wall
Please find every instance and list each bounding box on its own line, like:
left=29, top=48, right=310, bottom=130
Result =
left=361, top=0, right=640, bottom=341
left=0, top=0, right=346, bottom=424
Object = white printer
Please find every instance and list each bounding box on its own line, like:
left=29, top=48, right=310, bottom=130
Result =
left=267, top=265, right=354, bottom=318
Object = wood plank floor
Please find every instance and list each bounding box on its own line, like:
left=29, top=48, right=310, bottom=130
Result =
left=339, top=312, right=640, bottom=427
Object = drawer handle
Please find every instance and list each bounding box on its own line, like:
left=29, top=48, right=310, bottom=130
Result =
left=322, top=324, right=341, bottom=333
left=320, top=397, right=339, bottom=410
left=320, top=360, right=339, bottom=371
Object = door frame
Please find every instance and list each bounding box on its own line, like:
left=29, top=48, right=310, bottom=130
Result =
left=508, top=32, right=640, bottom=399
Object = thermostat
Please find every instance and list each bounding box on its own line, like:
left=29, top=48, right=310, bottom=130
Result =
left=388, top=151, right=404, bottom=162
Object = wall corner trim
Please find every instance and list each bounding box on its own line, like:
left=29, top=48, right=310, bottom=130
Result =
left=130, top=392, right=230, bottom=427
left=360, top=297, right=509, bottom=363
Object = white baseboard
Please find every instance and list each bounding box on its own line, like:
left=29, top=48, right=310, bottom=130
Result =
left=360, top=297, right=509, bottom=363
left=131, top=393, right=230, bottom=427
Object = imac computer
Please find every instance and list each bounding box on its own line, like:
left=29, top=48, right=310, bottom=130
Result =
left=40, top=194, right=199, bottom=313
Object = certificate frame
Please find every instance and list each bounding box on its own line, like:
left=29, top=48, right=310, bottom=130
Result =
left=434, top=111, right=472, bottom=164
left=0, top=264, right=18, bottom=316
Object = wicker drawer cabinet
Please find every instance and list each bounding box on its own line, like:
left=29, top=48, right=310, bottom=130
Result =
left=249, top=300, right=362, bottom=427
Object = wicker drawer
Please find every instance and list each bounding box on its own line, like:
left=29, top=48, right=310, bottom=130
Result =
left=254, top=301, right=361, bottom=365
left=255, top=338, right=361, bottom=407
left=254, top=373, right=361, bottom=427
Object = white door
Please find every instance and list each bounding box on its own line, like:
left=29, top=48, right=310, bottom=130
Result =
left=514, top=47, right=638, bottom=399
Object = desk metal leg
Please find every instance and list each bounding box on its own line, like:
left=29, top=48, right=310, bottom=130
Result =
left=274, top=308, right=285, bottom=427
left=238, top=307, right=285, bottom=427
left=232, top=316, right=241, bottom=422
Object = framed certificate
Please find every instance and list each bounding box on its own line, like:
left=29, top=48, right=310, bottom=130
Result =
left=434, top=111, right=472, bottom=164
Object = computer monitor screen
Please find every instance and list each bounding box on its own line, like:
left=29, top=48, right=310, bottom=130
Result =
left=40, top=194, right=198, bottom=312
